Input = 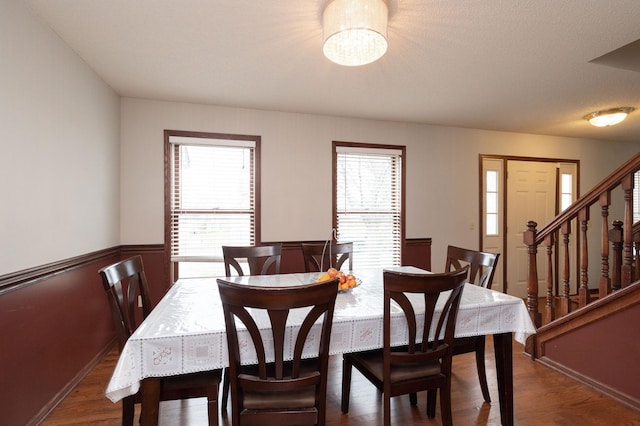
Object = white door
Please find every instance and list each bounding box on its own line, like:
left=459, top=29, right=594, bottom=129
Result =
left=506, top=161, right=557, bottom=299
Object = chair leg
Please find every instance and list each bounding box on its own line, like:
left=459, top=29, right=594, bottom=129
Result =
left=122, top=395, right=135, bottom=426
left=207, top=380, right=220, bottom=426
left=221, top=368, right=230, bottom=415
left=475, top=338, right=491, bottom=402
left=409, top=392, right=417, bottom=405
left=439, top=383, right=453, bottom=426
left=341, top=356, right=352, bottom=413
left=383, top=393, right=391, bottom=426
left=426, top=389, right=436, bottom=418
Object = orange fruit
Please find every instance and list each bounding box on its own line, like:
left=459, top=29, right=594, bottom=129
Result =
left=316, top=273, right=331, bottom=282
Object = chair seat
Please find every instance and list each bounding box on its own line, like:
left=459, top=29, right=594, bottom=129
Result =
left=161, top=370, right=222, bottom=399
left=243, top=385, right=316, bottom=410
left=240, top=360, right=319, bottom=410
left=347, top=350, right=443, bottom=384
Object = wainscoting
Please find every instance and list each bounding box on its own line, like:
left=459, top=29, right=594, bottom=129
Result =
left=0, top=238, right=430, bottom=425
left=0, top=246, right=164, bottom=426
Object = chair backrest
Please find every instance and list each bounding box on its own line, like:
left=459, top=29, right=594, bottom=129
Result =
left=382, top=268, right=468, bottom=373
left=217, top=277, right=339, bottom=424
left=98, top=255, right=152, bottom=352
left=445, top=245, right=500, bottom=289
left=222, top=244, right=282, bottom=276
left=301, top=242, right=353, bottom=272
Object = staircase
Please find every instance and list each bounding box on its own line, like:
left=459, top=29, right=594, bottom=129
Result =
left=522, top=152, right=640, bottom=409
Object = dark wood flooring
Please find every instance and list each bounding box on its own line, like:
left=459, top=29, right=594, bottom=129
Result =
left=42, top=339, right=640, bottom=425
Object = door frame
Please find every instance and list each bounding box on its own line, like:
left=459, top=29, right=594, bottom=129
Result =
left=479, top=155, right=580, bottom=296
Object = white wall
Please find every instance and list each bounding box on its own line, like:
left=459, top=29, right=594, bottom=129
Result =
left=0, top=1, right=120, bottom=275
left=5, top=0, right=638, bottom=278
left=120, top=98, right=640, bottom=268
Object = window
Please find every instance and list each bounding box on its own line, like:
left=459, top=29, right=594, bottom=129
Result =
left=334, top=142, right=405, bottom=269
left=560, top=173, right=573, bottom=212
left=485, top=170, right=499, bottom=235
left=165, top=131, right=260, bottom=281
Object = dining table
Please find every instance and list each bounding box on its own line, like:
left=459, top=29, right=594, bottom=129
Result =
left=105, top=266, right=536, bottom=425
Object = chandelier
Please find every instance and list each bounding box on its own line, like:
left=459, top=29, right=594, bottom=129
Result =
left=322, top=0, right=389, bottom=67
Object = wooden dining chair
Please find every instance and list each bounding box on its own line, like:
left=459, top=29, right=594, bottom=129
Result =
left=445, top=245, right=500, bottom=403
left=222, top=244, right=282, bottom=276
left=217, top=276, right=340, bottom=426
left=220, top=244, right=283, bottom=412
left=99, top=256, right=222, bottom=426
left=341, top=268, right=468, bottom=426
left=301, top=242, right=353, bottom=272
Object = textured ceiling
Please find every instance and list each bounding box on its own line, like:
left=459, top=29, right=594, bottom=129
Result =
left=24, top=0, right=640, bottom=143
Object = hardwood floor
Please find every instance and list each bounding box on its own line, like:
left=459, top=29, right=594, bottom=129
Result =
left=42, top=339, right=640, bottom=425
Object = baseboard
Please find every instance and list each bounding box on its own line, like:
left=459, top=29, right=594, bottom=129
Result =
left=537, top=356, right=640, bottom=411
left=27, top=341, right=117, bottom=426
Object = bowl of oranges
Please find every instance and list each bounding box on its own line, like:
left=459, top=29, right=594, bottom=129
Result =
left=316, top=267, right=360, bottom=292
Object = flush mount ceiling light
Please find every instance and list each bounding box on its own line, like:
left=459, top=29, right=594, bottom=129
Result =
left=583, top=107, right=635, bottom=127
left=322, top=0, right=388, bottom=66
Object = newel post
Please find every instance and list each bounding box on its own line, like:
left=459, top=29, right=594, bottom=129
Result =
left=524, top=221, right=541, bottom=327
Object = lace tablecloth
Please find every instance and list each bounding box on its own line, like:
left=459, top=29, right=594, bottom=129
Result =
left=105, top=266, right=536, bottom=402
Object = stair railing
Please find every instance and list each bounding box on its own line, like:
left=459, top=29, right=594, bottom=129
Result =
left=524, top=152, right=640, bottom=327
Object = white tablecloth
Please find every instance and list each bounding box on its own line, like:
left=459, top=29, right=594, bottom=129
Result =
left=105, top=267, right=536, bottom=403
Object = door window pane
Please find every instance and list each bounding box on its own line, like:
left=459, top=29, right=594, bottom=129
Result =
left=485, top=170, right=499, bottom=236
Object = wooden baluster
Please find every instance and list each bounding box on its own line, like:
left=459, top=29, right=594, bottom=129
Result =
left=599, top=191, right=611, bottom=298
left=634, top=232, right=640, bottom=282
left=622, top=174, right=633, bottom=287
left=560, top=221, right=571, bottom=316
left=524, top=221, right=541, bottom=327
left=610, top=220, right=623, bottom=291
left=578, top=207, right=590, bottom=307
left=544, top=233, right=554, bottom=324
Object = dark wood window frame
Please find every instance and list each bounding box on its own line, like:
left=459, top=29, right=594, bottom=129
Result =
left=332, top=141, right=406, bottom=267
left=164, top=129, right=261, bottom=285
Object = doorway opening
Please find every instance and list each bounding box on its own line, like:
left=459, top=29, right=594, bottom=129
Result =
left=480, top=155, right=579, bottom=299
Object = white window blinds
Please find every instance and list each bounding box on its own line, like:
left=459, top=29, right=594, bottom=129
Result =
left=335, top=145, right=403, bottom=269
left=169, top=135, right=256, bottom=276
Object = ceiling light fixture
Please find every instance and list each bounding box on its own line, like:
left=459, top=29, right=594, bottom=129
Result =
left=583, top=107, right=635, bottom=127
left=322, top=0, right=388, bottom=67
